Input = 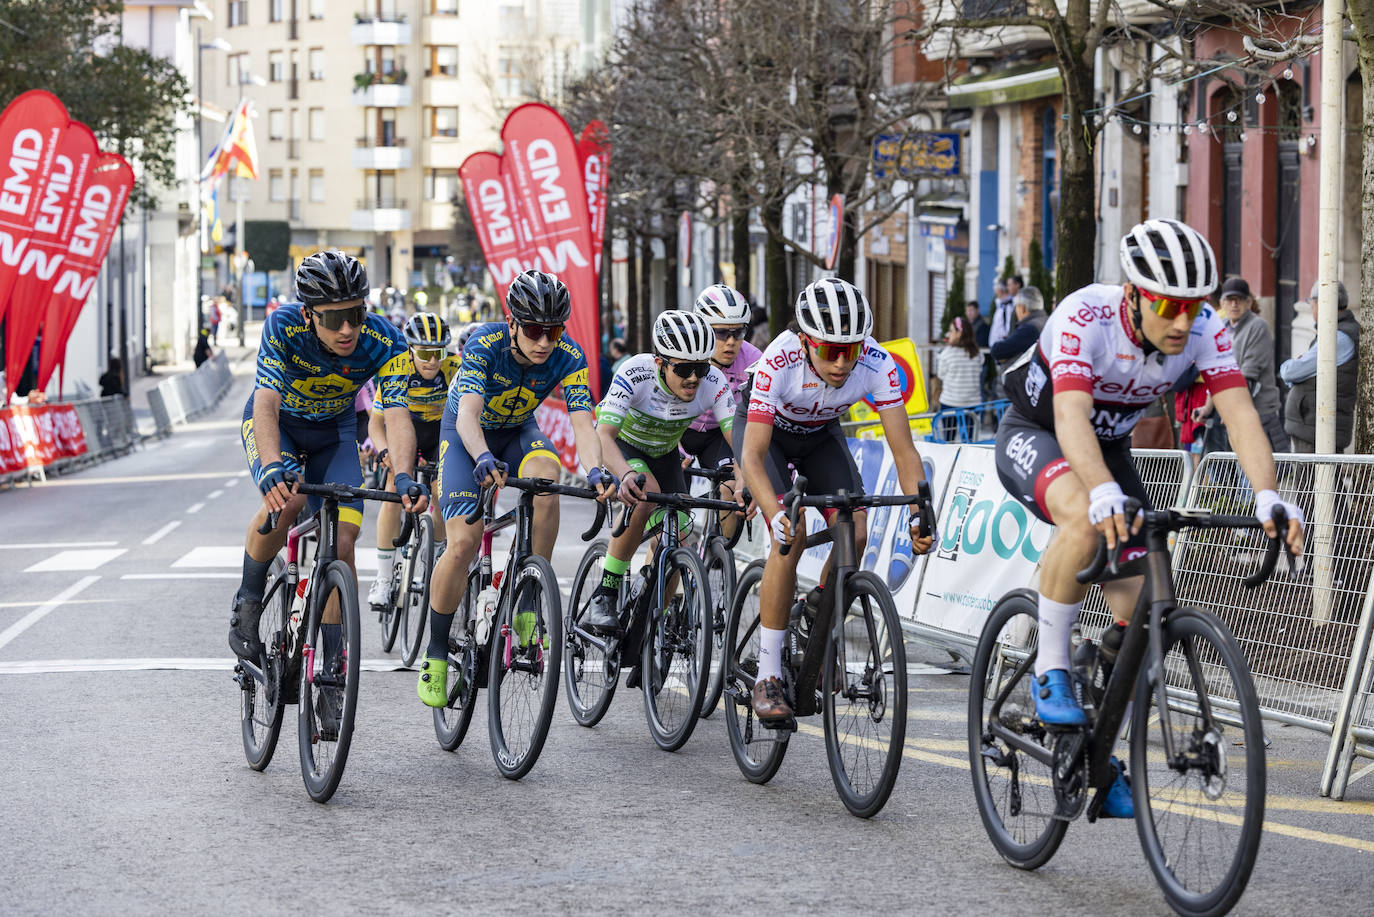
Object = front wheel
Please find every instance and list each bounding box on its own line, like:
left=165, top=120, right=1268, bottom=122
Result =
left=398, top=514, right=434, bottom=668
left=297, top=560, right=361, bottom=803
left=1133, top=607, right=1265, bottom=917
left=723, top=560, right=788, bottom=784
left=433, top=581, right=481, bottom=751
left=641, top=547, right=711, bottom=752
left=241, top=557, right=288, bottom=770
left=822, top=571, right=907, bottom=818
left=488, top=555, right=562, bottom=780
left=698, top=537, right=735, bottom=719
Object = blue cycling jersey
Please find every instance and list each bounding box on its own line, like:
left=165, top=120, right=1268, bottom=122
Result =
left=255, top=305, right=408, bottom=421
left=447, top=322, right=594, bottom=429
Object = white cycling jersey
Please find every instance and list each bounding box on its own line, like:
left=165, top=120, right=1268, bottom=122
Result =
left=596, top=353, right=734, bottom=457
left=746, top=330, right=903, bottom=435
left=1004, top=283, right=1245, bottom=440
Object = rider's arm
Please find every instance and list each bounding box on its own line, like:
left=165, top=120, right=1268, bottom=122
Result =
left=1211, top=386, right=1301, bottom=551
left=1054, top=390, right=1116, bottom=492
left=595, top=411, right=632, bottom=479
left=251, top=388, right=285, bottom=468
left=382, top=406, right=417, bottom=477
left=455, top=392, right=491, bottom=461
left=740, top=419, right=779, bottom=519
left=367, top=406, right=388, bottom=457
left=877, top=404, right=928, bottom=493
left=568, top=408, right=604, bottom=471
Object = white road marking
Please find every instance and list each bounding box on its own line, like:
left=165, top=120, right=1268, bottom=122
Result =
left=0, top=541, right=119, bottom=550
left=0, top=657, right=415, bottom=674
left=122, top=573, right=239, bottom=580
left=186, top=502, right=205, bottom=514
left=222, top=477, right=240, bottom=488
left=142, top=521, right=181, bottom=545
left=0, top=577, right=100, bottom=652
left=0, top=599, right=111, bottom=609
left=25, top=470, right=249, bottom=487
left=207, top=489, right=224, bottom=500
left=173, top=546, right=242, bottom=568
left=24, top=549, right=127, bottom=573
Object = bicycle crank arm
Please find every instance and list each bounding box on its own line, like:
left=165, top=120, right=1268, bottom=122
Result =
left=235, top=658, right=267, bottom=686
left=986, top=721, right=1055, bottom=768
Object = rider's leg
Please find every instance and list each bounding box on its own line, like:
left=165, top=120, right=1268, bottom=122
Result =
left=1037, top=468, right=1098, bottom=675
left=602, top=468, right=658, bottom=593
left=240, top=493, right=308, bottom=600
left=370, top=482, right=402, bottom=606
left=523, top=453, right=563, bottom=560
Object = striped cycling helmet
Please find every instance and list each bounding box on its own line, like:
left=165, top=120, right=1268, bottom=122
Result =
left=403, top=311, right=449, bottom=348
left=1119, top=219, right=1217, bottom=300
left=692, top=284, right=751, bottom=324
left=795, top=277, right=872, bottom=344
left=653, top=310, right=715, bottom=361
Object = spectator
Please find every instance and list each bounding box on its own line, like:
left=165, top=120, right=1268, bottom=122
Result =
left=988, top=280, right=1016, bottom=349
left=193, top=327, right=213, bottom=368
left=608, top=337, right=630, bottom=374
left=1281, top=280, right=1360, bottom=452
left=1193, top=277, right=1289, bottom=454
left=988, top=286, right=1048, bottom=364
left=206, top=297, right=221, bottom=343
left=99, top=358, right=125, bottom=397
left=964, top=301, right=989, bottom=348
left=932, top=317, right=985, bottom=441
left=1007, top=274, right=1023, bottom=300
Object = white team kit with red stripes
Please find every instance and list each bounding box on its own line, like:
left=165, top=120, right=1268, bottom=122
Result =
left=1004, top=283, right=1246, bottom=440
left=747, top=331, right=904, bottom=435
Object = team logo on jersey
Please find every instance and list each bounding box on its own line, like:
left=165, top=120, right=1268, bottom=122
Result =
left=1214, top=328, right=1233, bottom=353
left=1061, top=333, right=1081, bottom=356
left=488, top=386, right=538, bottom=416
left=755, top=371, right=772, bottom=393
left=291, top=374, right=354, bottom=399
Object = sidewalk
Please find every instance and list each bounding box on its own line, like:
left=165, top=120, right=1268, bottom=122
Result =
left=126, top=323, right=261, bottom=438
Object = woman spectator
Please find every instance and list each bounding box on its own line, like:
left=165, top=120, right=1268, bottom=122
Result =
left=932, top=317, right=985, bottom=441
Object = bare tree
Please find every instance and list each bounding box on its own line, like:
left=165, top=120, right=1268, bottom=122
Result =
left=1349, top=0, right=1374, bottom=454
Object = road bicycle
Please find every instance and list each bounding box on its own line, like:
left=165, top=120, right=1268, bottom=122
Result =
left=375, top=463, right=438, bottom=666
left=235, top=477, right=420, bottom=802
left=683, top=463, right=749, bottom=718
left=565, top=479, right=740, bottom=751
left=722, top=475, right=934, bottom=817
left=969, top=500, right=1290, bottom=916
left=431, top=472, right=607, bottom=779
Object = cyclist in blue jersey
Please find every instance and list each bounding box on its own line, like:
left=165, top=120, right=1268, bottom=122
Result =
left=416, top=269, right=617, bottom=706
left=229, top=250, right=430, bottom=667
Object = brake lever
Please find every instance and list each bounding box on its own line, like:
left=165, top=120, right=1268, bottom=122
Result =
left=778, top=474, right=808, bottom=557
left=583, top=494, right=607, bottom=542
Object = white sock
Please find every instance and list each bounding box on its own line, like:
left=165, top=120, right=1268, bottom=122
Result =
left=757, top=625, right=787, bottom=682
left=1034, top=596, right=1082, bottom=678
left=377, top=547, right=396, bottom=569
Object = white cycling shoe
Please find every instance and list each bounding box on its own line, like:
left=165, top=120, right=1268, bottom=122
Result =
left=368, top=574, right=393, bottom=608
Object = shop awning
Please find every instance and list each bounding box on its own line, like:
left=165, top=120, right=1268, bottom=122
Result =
left=946, top=65, right=1062, bottom=108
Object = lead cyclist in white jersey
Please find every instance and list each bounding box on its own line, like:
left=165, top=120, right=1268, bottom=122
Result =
left=737, top=277, right=935, bottom=725
left=994, top=218, right=1306, bottom=817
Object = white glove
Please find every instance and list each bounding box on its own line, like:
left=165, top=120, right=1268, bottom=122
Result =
left=1255, top=489, right=1304, bottom=531
left=769, top=510, right=792, bottom=545
left=1087, top=482, right=1130, bottom=526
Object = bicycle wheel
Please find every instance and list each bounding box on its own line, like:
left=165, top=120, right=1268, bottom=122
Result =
left=433, top=582, right=480, bottom=751
left=564, top=540, right=619, bottom=727
left=297, top=560, right=361, bottom=803
left=723, top=560, right=788, bottom=783
left=377, top=555, right=401, bottom=653
left=968, top=588, right=1068, bottom=869
left=1132, top=606, right=1265, bottom=917
left=641, top=547, right=712, bottom=752
left=821, top=570, right=907, bottom=818
left=488, top=554, right=562, bottom=779
left=241, top=557, right=288, bottom=770
left=698, top=536, right=735, bottom=719
left=399, top=514, right=434, bottom=668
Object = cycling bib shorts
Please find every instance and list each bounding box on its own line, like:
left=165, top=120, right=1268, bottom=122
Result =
left=241, top=391, right=364, bottom=527
left=732, top=401, right=862, bottom=500
left=679, top=426, right=733, bottom=470
left=435, top=409, right=559, bottom=520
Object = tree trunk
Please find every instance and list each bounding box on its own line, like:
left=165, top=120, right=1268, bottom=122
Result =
left=836, top=204, right=857, bottom=283
left=624, top=232, right=638, bottom=348
left=1351, top=2, right=1374, bottom=454
left=764, top=196, right=788, bottom=339
left=732, top=205, right=751, bottom=298
left=637, top=235, right=654, bottom=353
left=1054, top=62, right=1098, bottom=296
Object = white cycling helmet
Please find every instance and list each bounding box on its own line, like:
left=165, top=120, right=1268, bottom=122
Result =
left=1119, top=219, right=1218, bottom=300
left=795, top=277, right=873, bottom=343
left=653, top=310, right=716, bottom=361
left=693, top=284, right=751, bottom=324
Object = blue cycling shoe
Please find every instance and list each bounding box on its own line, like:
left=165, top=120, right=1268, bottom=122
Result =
left=1101, top=756, right=1135, bottom=818
left=1033, top=669, right=1087, bottom=727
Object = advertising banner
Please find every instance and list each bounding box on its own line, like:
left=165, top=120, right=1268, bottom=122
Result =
left=0, top=409, right=21, bottom=473
left=460, top=150, right=532, bottom=309
left=577, top=121, right=610, bottom=277
left=533, top=396, right=580, bottom=475
left=0, top=90, right=69, bottom=336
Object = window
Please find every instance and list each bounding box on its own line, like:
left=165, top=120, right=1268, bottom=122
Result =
left=309, top=0, right=325, bottom=18
left=432, top=0, right=458, bottom=13
left=309, top=169, right=325, bottom=202
left=269, top=169, right=284, bottom=201
left=269, top=0, right=284, bottom=22
left=428, top=46, right=458, bottom=77
left=427, top=169, right=458, bottom=202
left=228, top=53, right=246, bottom=87
left=308, top=108, right=325, bottom=141
left=289, top=170, right=299, bottom=201
left=496, top=53, right=518, bottom=97
left=379, top=108, right=397, bottom=145
left=228, top=0, right=247, bottom=27
left=429, top=107, right=458, bottom=138
left=268, top=51, right=284, bottom=82
left=309, top=48, right=325, bottom=80
left=498, top=4, right=525, bottom=39
left=268, top=109, right=285, bottom=141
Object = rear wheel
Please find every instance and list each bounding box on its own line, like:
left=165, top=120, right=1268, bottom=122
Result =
left=564, top=540, right=619, bottom=727
left=433, top=581, right=480, bottom=751
left=723, top=560, right=788, bottom=783
left=398, top=514, right=434, bottom=668
left=641, top=547, right=711, bottom=751
left=488, top=555, right=562, bottom=779
left=241, top=557, right=288, bottom=770
left=698, top=537, right=735, bottom=719
left=376, top=557, right=401, bottom=653
left=297, top=560, right=361, bottom=803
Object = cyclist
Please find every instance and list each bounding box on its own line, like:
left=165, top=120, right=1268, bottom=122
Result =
left=416, top=269, right=617, bottom=706
left=367, top=312, right=461, bottom=610
left=995, top=218, right=1305, bottom=817
left=229, top=250, right=430, bottom=673
left=582, top=310, right=742, bottom=637
left=736, top=277, right=935, bottom=725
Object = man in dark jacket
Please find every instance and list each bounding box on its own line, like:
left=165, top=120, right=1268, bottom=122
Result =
left=964, top=301, right=990, bottom=348
left=1280, top=280, right=1360, bottom=452
left=988, top=286, right=1048, bottom=363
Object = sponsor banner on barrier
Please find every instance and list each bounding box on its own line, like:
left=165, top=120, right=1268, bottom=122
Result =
left=0, top=404, right=88, bottom=471
left=533, top=396, right=580, bottom=475
left=0, top=409, right=21, bottom=473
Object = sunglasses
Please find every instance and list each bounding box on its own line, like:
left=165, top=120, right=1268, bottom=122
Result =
left=667, top=360, right=711, bottom=380
left=804, top=336, right=862, bottom=362
left=518, top=322, right=565, bottom=343
left=310, top=304, right=366, bottom=331
left=1137, top=289, right=1204, bottom=322
left=713, top=325, right=749, bottom=341
left=412, top=347, right=445, bottom=362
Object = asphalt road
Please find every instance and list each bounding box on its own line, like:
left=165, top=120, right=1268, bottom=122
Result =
left=2, top=363, right=1372, bottom=915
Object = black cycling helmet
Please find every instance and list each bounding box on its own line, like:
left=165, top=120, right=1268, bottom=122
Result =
left=295, top=250, right=369, bottom=307
left=403, top=311, right=449, bottom=348
left=505, top=269, right=571, bottom=324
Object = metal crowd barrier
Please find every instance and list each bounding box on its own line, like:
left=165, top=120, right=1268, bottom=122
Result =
left=146, top=351, right=233, bottom=436
left=0, top=394, right=141, bottom=487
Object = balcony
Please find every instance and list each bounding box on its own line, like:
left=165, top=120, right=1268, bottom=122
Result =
left=423, top=76, right=462, bottom=108
left=423, top=13, right=462, bottom=46
left=423, top=137, right=463, bottom=169
left=350, top=15, right=411, bottom=46
left=352, top=199, right=411, bottom=232
left=352, top=137, right=412, bottom=170
left=351, top=72, right=412, bottom=107
left=422, top=200, right=454, bottom=231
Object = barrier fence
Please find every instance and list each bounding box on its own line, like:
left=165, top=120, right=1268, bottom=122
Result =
left=0, top=395, right=140, bottom=486
left=146, top=351, right=233, bottom=436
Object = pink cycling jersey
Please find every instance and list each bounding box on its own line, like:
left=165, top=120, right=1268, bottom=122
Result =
left=746, top=331, right=903, bottom=435
left=688, top=339, right=762, bottom=433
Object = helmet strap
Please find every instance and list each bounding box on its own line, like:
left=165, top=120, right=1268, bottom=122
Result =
left=1127, top=289, right=1159, bottom=358
left=507, top=318, right=534, bottom=365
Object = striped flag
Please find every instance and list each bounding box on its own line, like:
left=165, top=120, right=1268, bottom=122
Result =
left=201, top=99, right=259, bottom=184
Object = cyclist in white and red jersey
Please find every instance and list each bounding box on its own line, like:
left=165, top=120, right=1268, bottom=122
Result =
left=736, top=277, right=935, bottom=724
left=995, top=219, right=1305, bottom=818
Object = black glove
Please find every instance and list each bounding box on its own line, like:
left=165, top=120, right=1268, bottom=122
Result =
left=258, top=462, right=293, bottom=496
left=587, top=465, right=617, bottom=491
left=473, top=451, right=501, bottom=486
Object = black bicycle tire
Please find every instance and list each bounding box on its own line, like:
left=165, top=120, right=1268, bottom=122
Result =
left=399, top=514, right=434, bottom=667
left=723, top=560, right=788, bottom=784
left=822, top=570, right=907, bottom=818
left=241, top=556, right=288, bottom=770
left=1132, top=607, right=1265, bottom=917
left=378, top=565, right=401, bottom=654
left=641, top=546, right=712, bottom=752
left=967, top=588, right=1069, bottom=869
left=487, top=554, right=563, bottom=780
left=698, top=536, right=735, bottom=719
left=433, top=581, right=480, bottom=751
left=297, top=560, right=362, bottom=803
left=564, top=540, right=618, bottom=727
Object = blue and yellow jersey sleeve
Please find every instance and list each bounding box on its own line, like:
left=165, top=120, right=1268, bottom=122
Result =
left=552, top=337, right=593, bottom=414
left=254, top=308, right=300, bottom=397
left=372, top=352, right=458, bottom=423
left=453, top=323, right=505, bottom=403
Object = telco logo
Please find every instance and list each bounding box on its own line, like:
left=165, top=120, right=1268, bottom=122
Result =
left=765, top=348, right=804, bottom=371
left=938, top=491, right=1052, bottom=563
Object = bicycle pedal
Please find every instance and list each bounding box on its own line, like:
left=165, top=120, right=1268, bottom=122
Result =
left=759, top=714, right=797, bottom=734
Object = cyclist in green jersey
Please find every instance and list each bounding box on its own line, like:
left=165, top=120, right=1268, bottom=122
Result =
left=582, top=311, right=742, bottom=636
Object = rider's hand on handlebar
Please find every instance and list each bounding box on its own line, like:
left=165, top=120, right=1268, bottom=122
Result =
left=257, top=462, right=298, bottom=513
left=392, top=472, right=429, bottom=514
left=473, top=451, right=506, bottom=489
left=908, top=510, right=935, bottom=555
left=619, top=472, right=644, bottom=506
left=1255, top=489, right=1305, bottom=557
left=1088, top=482, right=1141, bottom=551
left=769, top=508, right=799, bottom=546
left=587, top=466, right=618, bottom=503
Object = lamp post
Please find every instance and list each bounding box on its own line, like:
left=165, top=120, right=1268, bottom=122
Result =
left=234, top=72, right=267, bottom=348
left=196, top=29, right=231, bottom=333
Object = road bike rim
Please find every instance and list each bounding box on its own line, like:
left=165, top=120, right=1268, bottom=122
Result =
left=643, top=551, right=708, bottom=748
left=489, top=559, right=560, bottom=777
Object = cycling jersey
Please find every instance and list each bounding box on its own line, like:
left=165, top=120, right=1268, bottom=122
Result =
left=446, top=322, right=594, bottom=429
left=746, top=331, right=903, bottom=435
left=597, top=353, right=735, bottom=458
left=372, top=353, right=461, bottom=423
left=688, top=340, right=762, bottom=433
left=254, top=305, right=407, bottom=421
left=1004, top=284, right=1245, bottom=441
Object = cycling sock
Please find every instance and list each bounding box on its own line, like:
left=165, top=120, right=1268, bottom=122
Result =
left=321, top=623, right=342, bottom=666
left=376, top=547, right=396, bottom=572
left=757, top=625, right=786, bottom=682
left=596, top=554, right=631, bottom=597
left=426, top=606, right=453, bottom=660
left=1034, top=596, right=1082, bottom=677
left=238, top=552, right=272, bottom=603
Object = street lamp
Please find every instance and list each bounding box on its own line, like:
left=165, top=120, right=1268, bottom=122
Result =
left=196, top=30, right=231, bottom=333
left=233, top=71, right=267, bottom=348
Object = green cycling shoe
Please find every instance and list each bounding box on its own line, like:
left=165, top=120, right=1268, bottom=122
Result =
left=512, top=611, right=548, bottom=650
left=417, top=656, right=449, bottom=707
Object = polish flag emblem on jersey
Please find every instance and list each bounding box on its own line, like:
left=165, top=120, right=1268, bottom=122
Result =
left=755, top=371, right=771, bottom=393
left=1061, top=333, right=1081, bottom=356
left=1214, top=328, right=1233, bottom=352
